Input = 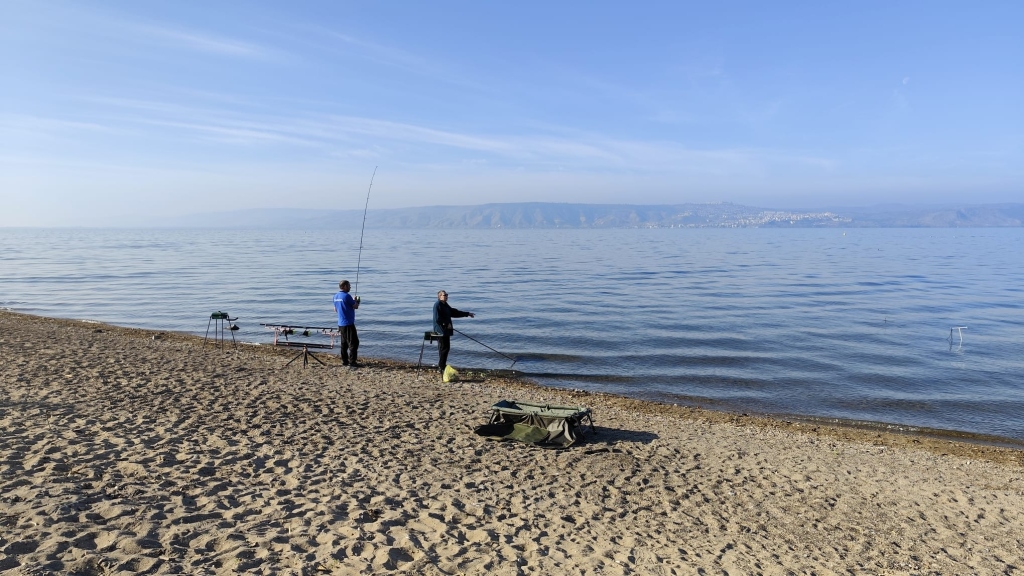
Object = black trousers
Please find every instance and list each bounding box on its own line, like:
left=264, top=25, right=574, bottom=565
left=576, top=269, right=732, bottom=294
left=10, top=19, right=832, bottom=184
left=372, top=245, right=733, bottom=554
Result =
left=339, top=325, right=359, bottom=364
left=437, top=333, right=451, bottom=370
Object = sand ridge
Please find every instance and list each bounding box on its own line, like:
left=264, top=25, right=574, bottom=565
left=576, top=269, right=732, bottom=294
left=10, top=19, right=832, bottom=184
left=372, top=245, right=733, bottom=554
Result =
left=0, top=310, right=1022, bottom=575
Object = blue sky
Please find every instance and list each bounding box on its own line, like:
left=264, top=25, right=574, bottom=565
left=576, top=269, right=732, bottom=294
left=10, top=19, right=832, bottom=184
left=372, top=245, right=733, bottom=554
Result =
left=1, top=1, right=1021, bottom=225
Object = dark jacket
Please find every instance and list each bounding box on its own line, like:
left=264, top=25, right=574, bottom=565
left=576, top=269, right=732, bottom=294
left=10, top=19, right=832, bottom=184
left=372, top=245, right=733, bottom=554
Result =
left=433, top=300, right=470, bottom=336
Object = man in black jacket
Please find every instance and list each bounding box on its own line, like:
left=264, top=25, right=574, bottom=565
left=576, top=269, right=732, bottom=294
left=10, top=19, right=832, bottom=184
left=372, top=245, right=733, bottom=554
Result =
left=432, top=290, right=474, bottom=371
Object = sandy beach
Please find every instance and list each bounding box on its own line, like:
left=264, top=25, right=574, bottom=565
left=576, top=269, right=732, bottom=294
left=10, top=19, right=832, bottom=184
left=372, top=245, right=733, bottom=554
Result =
left=1, top=310, right=1022, bottom=575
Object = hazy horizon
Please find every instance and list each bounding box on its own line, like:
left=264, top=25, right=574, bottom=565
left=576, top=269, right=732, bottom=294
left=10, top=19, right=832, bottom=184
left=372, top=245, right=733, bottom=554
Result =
left=3, top=200, right=1022, bottom=229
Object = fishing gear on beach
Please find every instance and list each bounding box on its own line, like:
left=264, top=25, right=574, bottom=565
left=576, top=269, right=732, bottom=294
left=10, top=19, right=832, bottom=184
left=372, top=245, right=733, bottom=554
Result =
left=353, top=166, right=377, bottom=299
left=453, top=328, right=519, bottom=368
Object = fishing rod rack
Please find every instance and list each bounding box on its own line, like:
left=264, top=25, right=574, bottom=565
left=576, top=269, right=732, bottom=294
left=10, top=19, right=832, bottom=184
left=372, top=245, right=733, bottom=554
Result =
left=261, top=323, right=339, bottom=368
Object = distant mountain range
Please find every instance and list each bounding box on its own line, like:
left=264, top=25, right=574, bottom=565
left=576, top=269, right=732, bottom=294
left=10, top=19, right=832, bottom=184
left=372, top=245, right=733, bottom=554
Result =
left=157, top=202, right=1024, bottom=229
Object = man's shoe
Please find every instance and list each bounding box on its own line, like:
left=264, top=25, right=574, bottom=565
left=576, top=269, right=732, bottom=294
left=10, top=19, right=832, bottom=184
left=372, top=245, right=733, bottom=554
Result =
left=349, top=362, right=361, bottom=369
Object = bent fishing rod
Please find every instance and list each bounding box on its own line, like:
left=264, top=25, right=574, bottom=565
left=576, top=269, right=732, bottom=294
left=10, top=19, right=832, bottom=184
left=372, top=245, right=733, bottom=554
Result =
left=453, top=327, right=518, bottom=368
left=353, top=166, right=377, bottom=298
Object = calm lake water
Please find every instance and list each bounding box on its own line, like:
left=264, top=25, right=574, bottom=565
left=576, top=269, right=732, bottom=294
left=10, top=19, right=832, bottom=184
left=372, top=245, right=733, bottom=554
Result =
left=2, top=227, right=1022, bottom=442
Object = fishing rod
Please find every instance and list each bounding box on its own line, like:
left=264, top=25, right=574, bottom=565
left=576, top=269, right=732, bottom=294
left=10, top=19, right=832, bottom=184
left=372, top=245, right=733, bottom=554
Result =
left=353, top=166, right=377, bottom=298
left=453, top=327, right=518, bottom=368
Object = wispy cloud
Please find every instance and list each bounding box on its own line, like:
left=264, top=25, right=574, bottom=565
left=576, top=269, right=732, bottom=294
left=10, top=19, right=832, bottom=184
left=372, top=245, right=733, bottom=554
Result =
left=15, top=94, right=835, bottom=177
left=131, top=24, right=272, bottom=58
left=279, top=26, right=494, bottom=94
left=131, top=118, right=318, bottom=147
left=0, top=114, right=121, bottom=151
left=324, top=31, right=433, bottom=73
left=46, top=3, right=282, bottom=60
left=315, top=116, right=513, bottom=153
left=0, top=114, right=114, bottom=134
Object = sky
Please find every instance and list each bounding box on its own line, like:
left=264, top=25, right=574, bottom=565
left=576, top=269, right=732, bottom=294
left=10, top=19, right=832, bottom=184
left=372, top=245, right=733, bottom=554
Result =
left=1, top=1, right=1022, bottom=226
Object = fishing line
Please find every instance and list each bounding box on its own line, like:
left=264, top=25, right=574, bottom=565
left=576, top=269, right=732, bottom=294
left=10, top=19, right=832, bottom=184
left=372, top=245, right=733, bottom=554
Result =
left=353, top=166, right=377, bottom=298
left=453, top=328, right=518, bottom=368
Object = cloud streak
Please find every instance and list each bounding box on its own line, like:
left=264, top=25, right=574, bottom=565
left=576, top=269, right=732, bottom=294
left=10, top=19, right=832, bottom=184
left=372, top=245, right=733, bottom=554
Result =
left=8, top=95, right=836, bottom=178
left=130, top=24, right=273, bottom=58
left=42, top=4, right=282, bottom=60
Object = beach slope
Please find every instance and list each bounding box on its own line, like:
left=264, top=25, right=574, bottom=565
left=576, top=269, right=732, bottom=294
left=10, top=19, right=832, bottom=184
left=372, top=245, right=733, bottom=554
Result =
left=1, top=311, right=1022, bottom=574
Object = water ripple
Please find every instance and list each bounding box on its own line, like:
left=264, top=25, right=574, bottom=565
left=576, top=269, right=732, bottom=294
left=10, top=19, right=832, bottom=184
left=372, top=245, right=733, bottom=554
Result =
left=2, top=227, right=1023, bottom=440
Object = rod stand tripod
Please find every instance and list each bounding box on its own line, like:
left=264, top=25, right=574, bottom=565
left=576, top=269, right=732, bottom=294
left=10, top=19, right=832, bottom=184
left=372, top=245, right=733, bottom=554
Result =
left=261, top=324, right=338, bottom=369
left=284, top=344, right=328, bottom=368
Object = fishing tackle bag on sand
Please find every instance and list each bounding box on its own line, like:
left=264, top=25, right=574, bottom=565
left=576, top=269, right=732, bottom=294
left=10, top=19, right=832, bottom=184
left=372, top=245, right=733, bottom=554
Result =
left=474, top=400, right=595, bottom=447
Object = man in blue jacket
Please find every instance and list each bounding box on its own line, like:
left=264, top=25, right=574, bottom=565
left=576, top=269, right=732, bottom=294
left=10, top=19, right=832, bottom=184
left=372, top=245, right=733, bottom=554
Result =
left=333, top=280, right=360, bottom=368
left=432, top=290, right=474, bottom=372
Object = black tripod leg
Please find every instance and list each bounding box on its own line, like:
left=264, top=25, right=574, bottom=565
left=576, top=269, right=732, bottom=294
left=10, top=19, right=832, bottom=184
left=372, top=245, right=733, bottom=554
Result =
left=284, top=349, right=303, bottom=367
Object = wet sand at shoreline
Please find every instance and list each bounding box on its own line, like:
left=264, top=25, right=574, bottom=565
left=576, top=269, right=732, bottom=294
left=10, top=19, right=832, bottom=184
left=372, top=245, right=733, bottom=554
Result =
left=1, top=310, right=1022, bottom=574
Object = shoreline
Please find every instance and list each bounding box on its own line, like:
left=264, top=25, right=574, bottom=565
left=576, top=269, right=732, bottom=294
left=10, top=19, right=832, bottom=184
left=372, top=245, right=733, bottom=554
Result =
left=2, top=309, right=1023, bottom=574
left=5, top=308, right=1024, bottom=459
